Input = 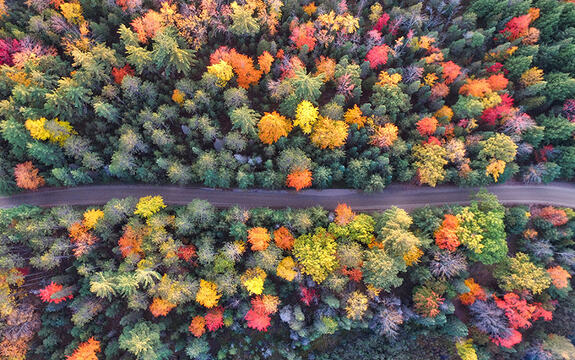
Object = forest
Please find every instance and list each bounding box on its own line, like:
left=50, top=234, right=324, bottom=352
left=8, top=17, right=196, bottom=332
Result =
left=1, top=0, right=575, bottom=359
left=0, top=191, right=574, bottom=359
left=1, top=0, right=575, bottom=193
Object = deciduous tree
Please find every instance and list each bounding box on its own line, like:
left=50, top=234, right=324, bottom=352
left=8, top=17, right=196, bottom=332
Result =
left=13, top=162, right=45, bottom=190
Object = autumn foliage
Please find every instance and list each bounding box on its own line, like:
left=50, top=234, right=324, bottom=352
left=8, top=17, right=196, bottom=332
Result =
left=149, top=298, right=176, bottom=317
left=459, top=278, right=486, bottom=305
left=434, top=214, right=461, bottom=252
left=205, top=307, right=224, bottom=332
left=416, top=116, right=438, bottom=136
left=365, top=45, right=391, bottom=69
left=286, top=169, right=313, bottom=191
left=118, top=225, right=144, bottom=258
left=248, top=227, right=271, bottom=251
left=274, top=226, right=295, bottom=250
left=38, top=282, right=73, bottom=304
left=66, top=338, right=100, bottom=360
left=189, top=316, right=206, bottom=337
left=14, top=162, right=45, bottom=190
left=258, top=112, right=292, bottom=144
left=210, top=47, right=262, bottom=88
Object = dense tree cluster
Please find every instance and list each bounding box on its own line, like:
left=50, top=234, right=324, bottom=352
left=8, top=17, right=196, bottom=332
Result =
left=0, top=0, right=575, bottom=194
left=0, top=191, right=573, bottom=359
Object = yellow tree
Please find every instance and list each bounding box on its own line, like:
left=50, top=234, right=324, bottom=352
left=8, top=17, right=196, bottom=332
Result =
left=370, top=123, right=398, bottom=148
left=83, top=209, right=104, bottom=230
left=294, top=100, right=318, bottom=134
left=345, top=291, right=368, bottom=320
left=344, top=105, right=367, bottom=129
left=241, top=268, right=267, bottom=295
left=258, top=111, right=293, bottom=144
left=479, top=133, right=517, bottom=182
left=207, top=60, right=234, bottom=87
left=412, top=143, right=448, bottom=187
left=134, top=196, right=166, bottom=218
left=310, top=116, right=349, bottom=149
left=196, top=280, right=221, bottom=308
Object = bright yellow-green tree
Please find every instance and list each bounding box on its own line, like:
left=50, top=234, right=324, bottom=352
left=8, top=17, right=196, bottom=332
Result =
left=293, top=228, right=338, bottom=283
left=134, top=196, right=166, bottom=218
left=412, top=143, right=448, bottom=187
left=294, top=100, right=319, bottom=134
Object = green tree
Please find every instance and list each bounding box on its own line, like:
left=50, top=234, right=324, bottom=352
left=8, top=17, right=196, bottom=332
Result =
left=229, top=105, right=259, bottom=138
left=119, top=322, right=171, bottom=360
left=363, top=248, right=406, bottom=291
left=229, top=2, right=260, bottom=36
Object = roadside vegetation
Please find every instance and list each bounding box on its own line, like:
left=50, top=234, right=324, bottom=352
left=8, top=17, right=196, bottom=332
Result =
left=0, top=191, right=574, bottom=359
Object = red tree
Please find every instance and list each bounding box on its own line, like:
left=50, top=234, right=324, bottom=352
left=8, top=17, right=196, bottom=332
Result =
left=365, top=45, right=391, bottom=69
left=245, top=308, right=271, bottom=331
left=416, top=117, right=438, bottom=136
left=112, top=64, right=134, bottom=84
left=38, top=282, right=73, bottom=304
left=205, top=307, right=224, bottom=331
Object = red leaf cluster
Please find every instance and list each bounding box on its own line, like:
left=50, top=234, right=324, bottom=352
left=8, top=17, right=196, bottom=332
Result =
left=365, top=45, right=391, bottom=69
left=416, top=116, right=438, bottom=137
left=177, top=245, right=197, bottom=265
left=112, top=64, right=134, bottom=84
left=531, top=206, right=568, bottom=226
left=245, top=308, right=271, bottom=331
left=205, top=307, right=224, bottom=331
left=0, top=38, right=21, bottom=66
left=494, top=293, right=553, bottom=330
left=38, top=282, right=73, bottom=304
left=210, top=47, right=262, bottom=88
left=300, top=286, right=318, bottom=306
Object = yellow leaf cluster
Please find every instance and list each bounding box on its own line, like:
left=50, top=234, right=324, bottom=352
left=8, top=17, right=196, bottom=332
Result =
left=172, top=89, right=185, bottom=104
left=456, top=340, right=478, bottom=360
left=344, top=105, right=367, bottom=129
left=310, top=116, right=349, bottom=149
left=480, top=91, right=501, bottom=109
left=403, top=246, right=423, bottom=266
left=60, top=3, right=85, bottom=25
left=258, top=111, right=293, bottom=144
left=134, top=196, right=166, bottom=218
left=520, top=67, right=544, bottom=87
left=294, top=101, right=319, bottom=134
left=276, top=257, right=297, bottom=281
left=376, top=71, right=402, bottom=87
left=83, top=209, right=104, bottom=230
left=434, top=105, right=453, bottom=122
left=345, top=291, right=368, bottom=320
left=370, top=123, right=398, bottom=149
left=486, top=159, right=506, bottom=182
left=25, top=118, right=75, bottom=146
left=412, top=143, right=448, bottom=187
left=302, top=2, right=317, bottom=15
left=207, top=60, right=234, bottom=87
left=196, top=280, right=221, bottom=308
left=25, top=118, right=51, bottom=141
left=424, top=73, right=438, bottom=87
left=317, top=11, right=359, bottom=34
left=241, top=267, right=267, bottom=295
left=415, top=36, right=436, bottom=50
